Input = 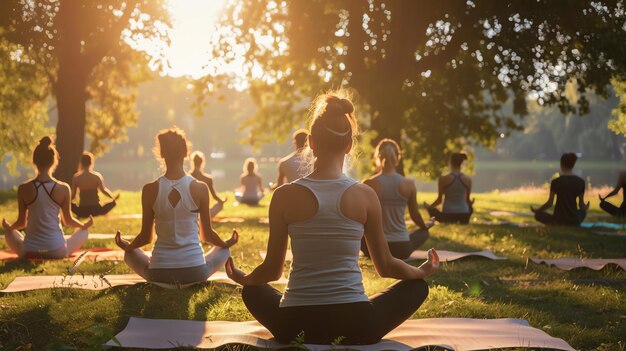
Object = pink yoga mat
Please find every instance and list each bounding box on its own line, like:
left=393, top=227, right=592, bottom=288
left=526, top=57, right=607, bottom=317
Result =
left=531, top=257, right=626, bottom=271
left=105, top=316, right=575, bottom=351
left=0, top=271, right=289, bottom=292
left=0, top=248, right=130, bottom=262
left=259, top=249, right=507, bottom=262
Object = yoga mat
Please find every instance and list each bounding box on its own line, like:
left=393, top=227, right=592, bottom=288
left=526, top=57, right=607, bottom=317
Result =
left=590, top=230, right=626, bottom=237
left=531, top=258, right=626, bottom=271
left=475, top=220, right=543, bottom=228
left=260, top=250, right=507, bottom=262
left=489, top=210, right=533, bottom=218
left=69, top=233, right=134, bottom=240
left=213, top=217, right=245, bottom=223
left=581, top=222, right=626, bottom=230
left=105, top=317, right=575, bottom=351
left=0, top=248, right=131, bottom=262
left=0, top=271, right=288, bottom=293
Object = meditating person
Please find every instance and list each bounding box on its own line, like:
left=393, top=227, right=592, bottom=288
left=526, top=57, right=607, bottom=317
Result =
left=532, top=153, right=589, bottom=226
left=225, top=92, right=439, bottom=345
left=190, top=151, right=227, bottom=217
left=361, top=138, right=432, bottom=260
left=2, top=136, right=93, bottom=259
left=424, top=152, right=474, bottom=224
left=114, top=127, right=237, bottom=285
left=71, top=151, right=119, bottom=218
left=599, top=171, right=626, bottom=217
left=235, top=158, right=264, bottom=205
left=272, top=129, right=309, bottom=189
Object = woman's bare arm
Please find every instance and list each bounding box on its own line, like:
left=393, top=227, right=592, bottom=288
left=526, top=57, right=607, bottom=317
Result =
left=126, top=183, right=157, bottom=250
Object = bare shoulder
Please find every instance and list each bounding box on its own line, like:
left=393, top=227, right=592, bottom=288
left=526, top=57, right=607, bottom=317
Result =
left=190, top=178, right=209, bottom=193
left=142, top=180, right=159, bottom=195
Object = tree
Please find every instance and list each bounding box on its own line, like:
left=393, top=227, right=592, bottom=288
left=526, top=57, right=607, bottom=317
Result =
left=0, top=0, right=168, bottom=182
left=198, top=0, right=626, bottom=176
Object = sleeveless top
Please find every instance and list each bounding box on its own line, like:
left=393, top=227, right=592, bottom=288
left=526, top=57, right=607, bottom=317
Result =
left=241, top=175, right=261, bottom=199
left=377, top=173, right=410, bottom=242
left=24, top=180, right=65, bottom=252
left=280, top=152, right=307, bottom=183
left=149, top=175, right=206, bottom=269
left=280, top=175, right=368, bottom=308
left=442, top=173, right=470, bottom=214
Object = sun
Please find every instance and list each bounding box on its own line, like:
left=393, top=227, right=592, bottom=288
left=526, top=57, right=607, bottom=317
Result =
left=163, top=0, right=227, bottom=78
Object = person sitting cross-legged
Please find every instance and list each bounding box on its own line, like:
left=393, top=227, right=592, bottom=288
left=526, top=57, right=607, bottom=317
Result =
left=598, top=171, right=626, bottom=217
left=424, top=152, right=474, bottom=224
left=71, top=151, right=119, bottom=218
left=531, top=153, right=589, bottom=226
left=115, top=127, right=237, bottom=285
left=225, top=92, right=439, bottom=345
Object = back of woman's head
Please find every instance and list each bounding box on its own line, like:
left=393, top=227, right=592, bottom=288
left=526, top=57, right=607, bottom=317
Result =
left=80, top=151, right=94, bottom=170
left=450, top=152, right=468, bottom=168
left=374, top=138, right=401, bottom=169
left=308, top=92, right=358, bottom=156
left=244, top=158, right=258, bottom=175
left=33, top=136, right=58, bottom=171
left=154, top=127, right=191, bottom=165
left=190, top=151, right=205, bottom=170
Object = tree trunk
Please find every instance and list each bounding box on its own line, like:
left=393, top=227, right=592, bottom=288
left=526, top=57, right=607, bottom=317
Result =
left=53, top=0, right=87, bottom=183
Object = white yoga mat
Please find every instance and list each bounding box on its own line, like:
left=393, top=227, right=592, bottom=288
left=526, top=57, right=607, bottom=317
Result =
left=475, top=220, right=543, bottom=228
left=66, top=233, right=134, bottom=240
left=531, top=258, right=626, bottom=271
left=0, top=272, right=288, bottom=293
left=489, top=211, right=534, bottom=218
left=259, top=250, right=507, bottom=263
left=105, top=316, right=575, bottom=351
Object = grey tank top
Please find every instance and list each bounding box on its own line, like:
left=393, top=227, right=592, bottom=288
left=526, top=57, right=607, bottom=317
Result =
left=442, top=173, right=470, bottom=214
left=280, top=175, right=368, bottom=308
left=24, top=180, right=65, bottom=252
left=377, top=174, right=409, bottom=242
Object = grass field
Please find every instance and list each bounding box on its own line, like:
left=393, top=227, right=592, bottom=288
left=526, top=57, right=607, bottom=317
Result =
left=0, top=188, right=625, bottom=350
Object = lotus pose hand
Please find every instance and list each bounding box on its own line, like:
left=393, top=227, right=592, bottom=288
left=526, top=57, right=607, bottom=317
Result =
left=418, top=248, right=440, bottom=277
left=225, top=257, right=246, bottom=285
left=115, top=231, right=131, bottom=251
left=223, top=229, right=239, bottom=248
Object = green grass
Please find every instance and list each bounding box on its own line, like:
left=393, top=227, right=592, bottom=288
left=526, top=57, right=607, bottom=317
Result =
left=0, top=190, right=625, bottom=350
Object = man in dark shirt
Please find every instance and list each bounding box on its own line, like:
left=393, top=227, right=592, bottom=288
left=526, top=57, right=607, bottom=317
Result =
left=531, top=153, right=589, bottom=226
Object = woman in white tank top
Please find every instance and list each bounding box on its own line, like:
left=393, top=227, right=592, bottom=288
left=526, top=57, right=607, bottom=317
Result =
left=225, top=93, right=439, bottom=345
left=362, top=139, right=433, bottom=260
left=2, top=137, right=93, bottom=259
left=114, top=127, right=237, bottom=285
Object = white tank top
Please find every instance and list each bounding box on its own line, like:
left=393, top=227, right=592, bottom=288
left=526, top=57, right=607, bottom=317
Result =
left=377, top=174, right=409, bottom=242
left=280, top=152, right=307, bottom=183
left=280, top=175, right=368, bottom=308
left=149, top=175, right=206, bottom=269
left=24, top=180, right=65, bottom=252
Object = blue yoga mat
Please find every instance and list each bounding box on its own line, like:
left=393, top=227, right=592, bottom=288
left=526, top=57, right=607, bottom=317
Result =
left=581, top=222, right=626, bottom=230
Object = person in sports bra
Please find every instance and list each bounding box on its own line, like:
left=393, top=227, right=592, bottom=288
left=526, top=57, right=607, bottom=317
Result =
left=71, top=151, right=119, bottom=218
left=189, top=151, right=227, bottom=217
left=272, top=129, right=309, bottom=189
left=2, top=137, right=93, bottom=259
left=424, top=152, right=474, bottom=224
left=225, top=92, right=439, bottom=345
left=235, top=158, right=264, bottom=205
left=114, top=127, right=237, bottom=285
left=361, top=139, right=432, bottom=259
left=599, top=171, right=626, bottom=217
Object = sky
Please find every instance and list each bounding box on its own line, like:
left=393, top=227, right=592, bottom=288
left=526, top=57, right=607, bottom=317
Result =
left=161, top=0, right=227, bottom=78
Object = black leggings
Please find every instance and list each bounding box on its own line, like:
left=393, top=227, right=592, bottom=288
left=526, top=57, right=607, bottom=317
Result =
left=534, top=210, right=586, bottom=226
left=241, top=279, right=428, bottom=345
left=361, top=228, right=430, bottom=260
left=427, top=208, right=472, bottom=224
left=71, top=201, right=116, bottom=218
left=600, top=200, right=626, bottom=217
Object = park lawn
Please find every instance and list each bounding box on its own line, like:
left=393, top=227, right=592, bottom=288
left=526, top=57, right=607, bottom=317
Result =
left=0, top=189, right=625, bottom=350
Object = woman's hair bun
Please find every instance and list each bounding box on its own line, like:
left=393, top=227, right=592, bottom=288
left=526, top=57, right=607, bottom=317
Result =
left=325, top=97, right=354, bottom=116
left=339, top=98, right=354, bottom=114
left=39, top=136, right=53, bottom=147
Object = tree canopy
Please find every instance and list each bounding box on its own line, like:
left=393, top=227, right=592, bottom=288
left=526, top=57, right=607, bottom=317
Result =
left=0, top=0, right=168, bottom=181
left=198, top=0, right=626, bottom=176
